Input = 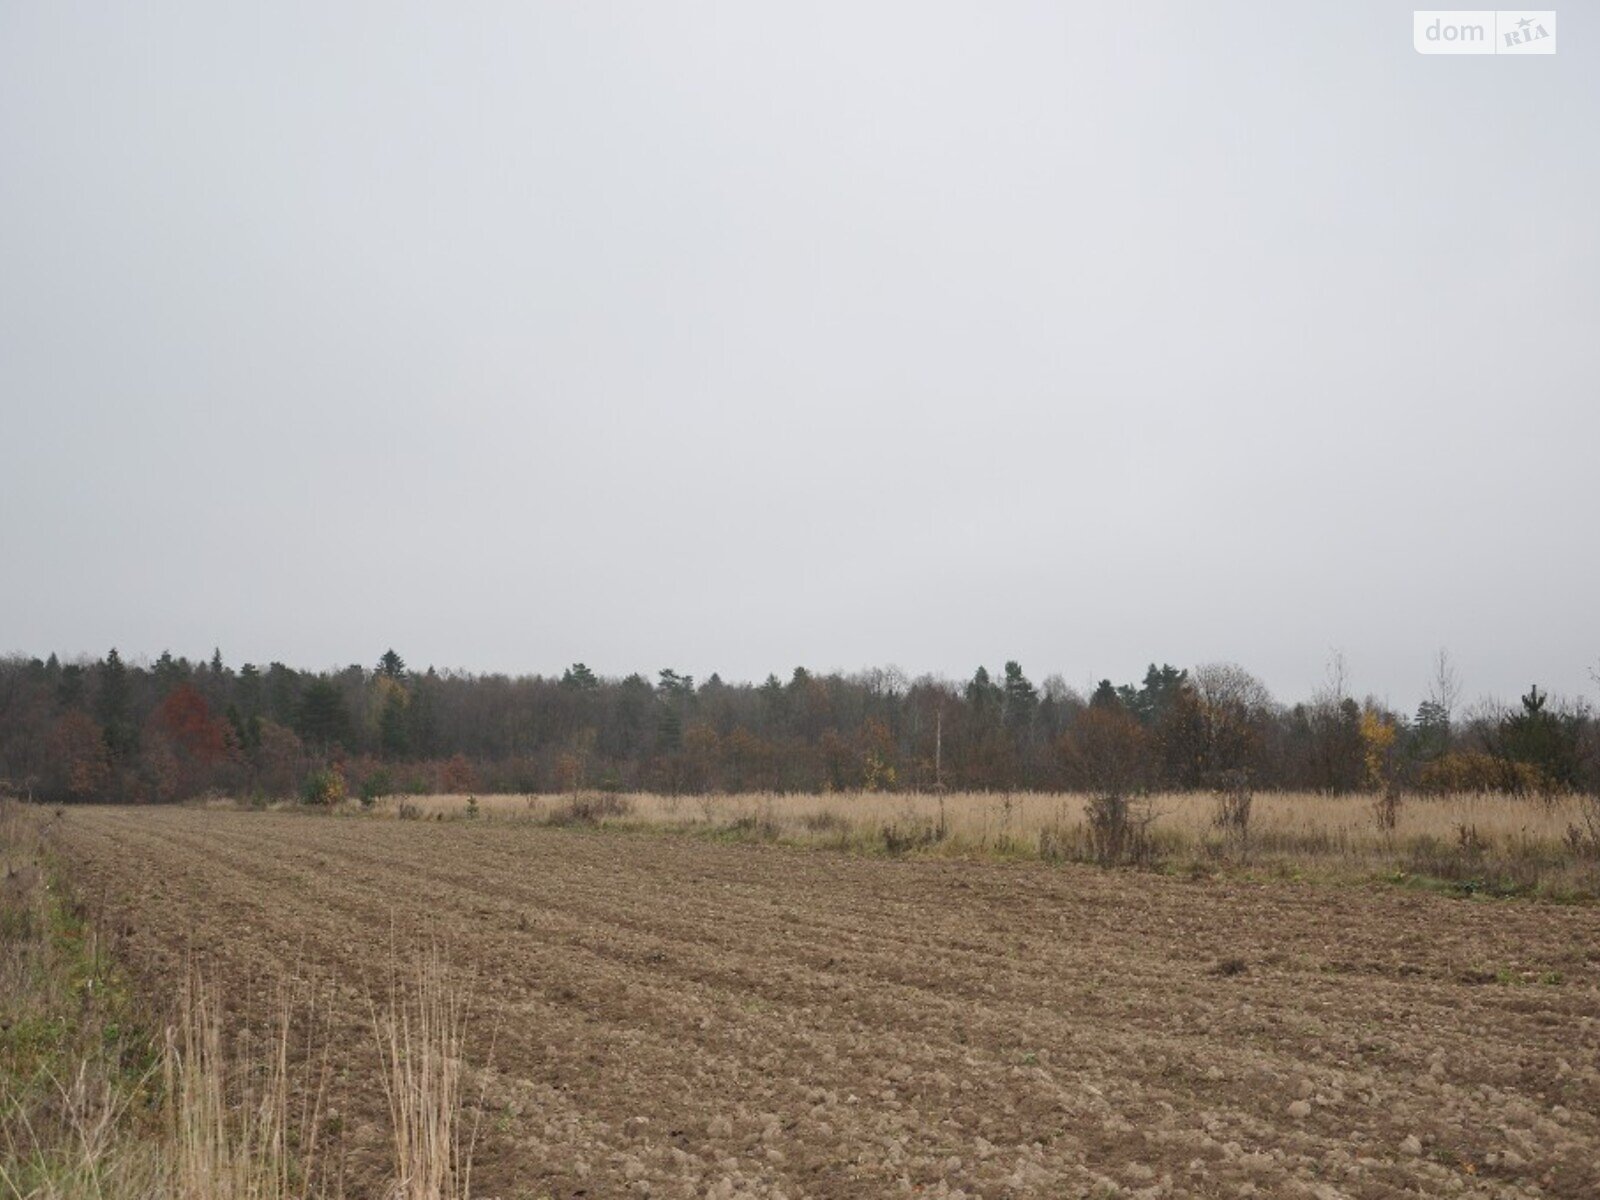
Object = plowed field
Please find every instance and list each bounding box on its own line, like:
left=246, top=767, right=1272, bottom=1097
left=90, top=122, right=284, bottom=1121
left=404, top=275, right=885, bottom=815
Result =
left=58, top=808, right=1600, bottom=1199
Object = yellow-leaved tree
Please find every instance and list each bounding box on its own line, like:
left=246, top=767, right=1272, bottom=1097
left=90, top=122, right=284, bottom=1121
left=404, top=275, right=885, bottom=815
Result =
left=1359, top=709, right=1401, bottom=831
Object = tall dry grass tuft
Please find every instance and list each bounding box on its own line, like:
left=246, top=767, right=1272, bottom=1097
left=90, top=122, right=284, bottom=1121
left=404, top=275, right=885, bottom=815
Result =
left=163, top=974, right=329, bottom=1200
left=373, top=951, right=480, bottom=1200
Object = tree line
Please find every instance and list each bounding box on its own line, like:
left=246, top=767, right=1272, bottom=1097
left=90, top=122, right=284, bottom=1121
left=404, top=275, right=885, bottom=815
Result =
left=0, top=649, right=1595, bottom=804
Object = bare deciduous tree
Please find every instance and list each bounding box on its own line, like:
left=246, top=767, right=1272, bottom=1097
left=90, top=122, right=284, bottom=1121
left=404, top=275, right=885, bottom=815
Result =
left=1191, top=662, right=1273, bottom=783
left=1428, top=648, right=1461, bottom=724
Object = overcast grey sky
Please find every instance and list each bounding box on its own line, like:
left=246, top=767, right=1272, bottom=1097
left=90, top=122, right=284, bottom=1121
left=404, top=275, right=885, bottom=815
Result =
left=1, top=1, right=1595, bottom=708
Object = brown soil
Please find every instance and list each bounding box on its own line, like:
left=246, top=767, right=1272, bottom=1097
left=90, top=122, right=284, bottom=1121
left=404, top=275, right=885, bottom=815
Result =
left=57, top=807, right=1600, bottom=1199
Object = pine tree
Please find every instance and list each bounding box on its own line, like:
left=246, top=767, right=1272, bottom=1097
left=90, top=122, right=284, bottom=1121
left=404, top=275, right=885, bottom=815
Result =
left=153, top=650, right=186, bottom=693
left=1123, top=664, right=1188, bottom=725
left=1497, top=684, right=1580, bottom=787
left=1090, top=679, right=1123, bottom=710
left=657, top=703, right=683, bottom=752
left=57, top=663, right=86, bottom=710
left=562, top=662, right=599, bottom=690
left=97, top=648, right=135, bottom=760
left=965, top=667, right=1002, bottom=719
left=297, top=679, right=349, bottom=751
left=378, top=689, right=409, bottom=758
left=1002, top=661, right=1037, bottom=732
left=658, top=668, right=694, bottom=697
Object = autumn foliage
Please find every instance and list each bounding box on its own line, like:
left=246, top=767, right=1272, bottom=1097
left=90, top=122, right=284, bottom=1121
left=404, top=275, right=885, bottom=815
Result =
left=2, top=649, right=1596, bottom=803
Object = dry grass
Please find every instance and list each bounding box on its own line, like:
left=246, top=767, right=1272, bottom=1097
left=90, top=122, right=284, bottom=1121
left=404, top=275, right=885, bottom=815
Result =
left=350, top=788, right=1600, bottom=896
left=0, top=799, right=149, bottom=1200
left=162, top=974, right=330, bottom=1200
left=1, top=800, right=485, bottom=1200
left=373, top=951, right=481, bottom=1200
left=2, top=794, right=325, bottom=1200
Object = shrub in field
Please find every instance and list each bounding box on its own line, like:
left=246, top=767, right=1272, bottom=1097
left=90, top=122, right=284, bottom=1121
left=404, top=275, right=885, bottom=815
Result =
left=1085, top=792, right=1158, bottom=867
left=1418, top=751, right=1547, bottom=795
left=546, top=792, right=631, bottom=826
left=1062, top=700, right=1163, bottom=866
left=727, top=810, right=783, bottom=841
left=800, top=810, right=850, bottom=835
left=1211, top=769, right=1253, bottom=850
left=879, top=819, right=943, bottom=856
left=360, top=769, right=394, bottom=809
left=300, top=768, right=346, bottom=807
